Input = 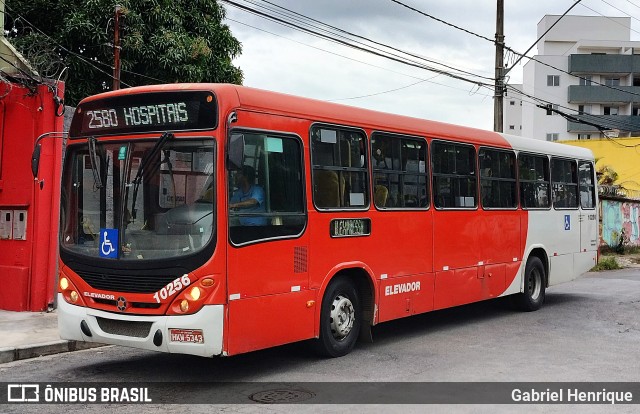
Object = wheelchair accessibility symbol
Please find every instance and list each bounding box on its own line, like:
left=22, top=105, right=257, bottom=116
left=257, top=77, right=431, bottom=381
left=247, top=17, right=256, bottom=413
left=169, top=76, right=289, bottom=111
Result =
left=99, top=228, right=119, bottom=258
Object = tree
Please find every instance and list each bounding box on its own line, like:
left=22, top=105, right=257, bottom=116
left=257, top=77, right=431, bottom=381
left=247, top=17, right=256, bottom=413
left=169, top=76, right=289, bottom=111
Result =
left=5, top=0, right=243, bottom=105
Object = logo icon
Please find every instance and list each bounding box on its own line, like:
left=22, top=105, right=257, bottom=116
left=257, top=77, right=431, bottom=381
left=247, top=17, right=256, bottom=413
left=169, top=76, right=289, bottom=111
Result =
left=564, top=215, right=571, bottom=231
left=7, top=384, right=40, bottom=402
left=116, top=296, right=128, bottom=312
left=99, top=228, right=118, bottom=259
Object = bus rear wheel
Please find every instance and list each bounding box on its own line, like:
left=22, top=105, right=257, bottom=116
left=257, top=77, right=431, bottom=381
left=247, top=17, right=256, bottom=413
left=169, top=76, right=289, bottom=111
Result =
left=314, top=277, right=361, bottom=358
left=512, top=256, right=546, bottom=312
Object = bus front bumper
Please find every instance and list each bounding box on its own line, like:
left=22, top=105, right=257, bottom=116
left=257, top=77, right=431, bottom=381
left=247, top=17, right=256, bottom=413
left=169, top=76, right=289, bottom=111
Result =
left=58, top=294, right=224, bottom=357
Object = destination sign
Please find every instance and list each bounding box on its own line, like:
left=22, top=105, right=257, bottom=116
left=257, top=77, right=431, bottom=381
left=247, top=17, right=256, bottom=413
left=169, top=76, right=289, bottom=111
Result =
left=330, top=218, right=371, bottom=238
left=69, top=91, right=217, bottom=137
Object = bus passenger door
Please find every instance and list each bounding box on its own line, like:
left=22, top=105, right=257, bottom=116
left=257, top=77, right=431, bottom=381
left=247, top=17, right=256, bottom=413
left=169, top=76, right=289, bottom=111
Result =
left=578, top=161, right=598, bottom=272
left=225, top=124, right=314, bottom=355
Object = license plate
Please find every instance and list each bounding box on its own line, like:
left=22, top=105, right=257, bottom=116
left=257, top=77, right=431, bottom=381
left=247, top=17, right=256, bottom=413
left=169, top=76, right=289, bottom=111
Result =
left=169, top=328, right=204, bottom=343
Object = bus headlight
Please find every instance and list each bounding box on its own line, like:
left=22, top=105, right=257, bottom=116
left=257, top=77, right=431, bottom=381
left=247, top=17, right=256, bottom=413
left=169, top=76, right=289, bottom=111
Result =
left=189, top=286, right=201, bottom=301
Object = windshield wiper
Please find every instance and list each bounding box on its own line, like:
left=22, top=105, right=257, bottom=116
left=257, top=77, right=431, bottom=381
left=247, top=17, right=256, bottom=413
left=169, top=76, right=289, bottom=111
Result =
left=87, top=136, right=104, bottom=189
left=130, top=132, right=174, bottom=221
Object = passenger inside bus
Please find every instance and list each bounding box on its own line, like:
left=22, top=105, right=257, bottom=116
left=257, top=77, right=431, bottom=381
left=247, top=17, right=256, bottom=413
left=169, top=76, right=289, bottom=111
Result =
left=229, top=165, right=267, bottom=225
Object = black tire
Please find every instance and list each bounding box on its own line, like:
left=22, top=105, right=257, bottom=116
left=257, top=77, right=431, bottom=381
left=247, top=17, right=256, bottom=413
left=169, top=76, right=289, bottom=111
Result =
left=511, top=256, right=546, bottom=312
left=314, top=277, right=361, bottom=358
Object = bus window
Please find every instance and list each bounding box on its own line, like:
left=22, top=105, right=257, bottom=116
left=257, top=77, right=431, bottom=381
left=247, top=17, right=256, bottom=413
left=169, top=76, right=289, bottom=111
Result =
left=579, top=161, right=596, bottom=209
left=432, top=141, right=477, bottom=209
left=311, top=126, right=368, bottom=209
left=371, top=133, right=428, bottom=208
left=479, top=148, right=517, bottom=209
left=227, top=131, right=305, bottom=245
left=551, top=158, right=578, bottom=209
left=518, top=154, right=550, bottom=209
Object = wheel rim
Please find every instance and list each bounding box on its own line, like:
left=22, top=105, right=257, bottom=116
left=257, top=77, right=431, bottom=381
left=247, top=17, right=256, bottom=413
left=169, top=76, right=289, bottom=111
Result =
left=329, top=294, right=355, bottom=340
left=527, top=267, right=542, bottom=301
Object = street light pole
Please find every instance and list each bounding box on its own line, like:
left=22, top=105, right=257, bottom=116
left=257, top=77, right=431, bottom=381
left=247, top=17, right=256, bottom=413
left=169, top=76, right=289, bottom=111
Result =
left=113, top=5, right=123, bottom=91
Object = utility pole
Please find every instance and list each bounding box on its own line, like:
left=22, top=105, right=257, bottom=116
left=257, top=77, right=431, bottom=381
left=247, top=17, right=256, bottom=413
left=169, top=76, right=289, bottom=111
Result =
left=494, top=0, right=504, bottom=133
left=112, top=5, right=123, bottom=91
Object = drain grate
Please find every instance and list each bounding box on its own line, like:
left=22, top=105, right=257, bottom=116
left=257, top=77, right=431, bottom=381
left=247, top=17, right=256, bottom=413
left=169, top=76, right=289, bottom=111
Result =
left=249, top=389, right=315, bottom=404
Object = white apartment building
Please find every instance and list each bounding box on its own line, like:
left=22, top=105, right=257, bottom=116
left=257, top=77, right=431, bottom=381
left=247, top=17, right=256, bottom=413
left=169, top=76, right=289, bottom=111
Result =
left=512, top=15, right=640, bottom=141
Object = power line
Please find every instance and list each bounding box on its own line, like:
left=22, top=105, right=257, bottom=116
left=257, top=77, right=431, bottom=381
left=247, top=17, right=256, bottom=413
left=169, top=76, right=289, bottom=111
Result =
left=386, top=0, right=495, bottom=44
left=220, top=0, right=494, bottom=88
left=228, top=17, right=491, bottom=99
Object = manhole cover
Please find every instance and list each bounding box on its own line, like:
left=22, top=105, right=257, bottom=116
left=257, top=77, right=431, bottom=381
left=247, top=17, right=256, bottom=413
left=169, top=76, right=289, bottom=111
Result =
left=249, top=389, right=315, bottom=404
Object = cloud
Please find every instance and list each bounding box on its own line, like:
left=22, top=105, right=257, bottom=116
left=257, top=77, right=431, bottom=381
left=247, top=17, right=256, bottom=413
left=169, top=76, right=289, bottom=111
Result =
left=223, top=0, right=640, bottom=131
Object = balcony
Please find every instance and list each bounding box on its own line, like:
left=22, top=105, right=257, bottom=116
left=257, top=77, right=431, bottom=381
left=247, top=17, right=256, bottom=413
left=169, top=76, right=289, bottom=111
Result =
left=567, top=115, right=640, bottom=133
left=568, top=85, right=640, bottom=104
left=568, top=54, right=640, bottom=75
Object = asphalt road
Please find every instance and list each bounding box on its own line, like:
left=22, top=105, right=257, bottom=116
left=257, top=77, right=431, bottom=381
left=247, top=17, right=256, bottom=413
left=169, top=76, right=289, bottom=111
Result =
left=1, top=268, right=639, bottom=413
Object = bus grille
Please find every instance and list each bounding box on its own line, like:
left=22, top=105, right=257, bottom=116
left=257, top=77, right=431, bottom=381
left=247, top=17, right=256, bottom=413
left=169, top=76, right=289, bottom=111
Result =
left=77, top=270, right=179, bottom=293
left=96, top=317, right=152, bottom=338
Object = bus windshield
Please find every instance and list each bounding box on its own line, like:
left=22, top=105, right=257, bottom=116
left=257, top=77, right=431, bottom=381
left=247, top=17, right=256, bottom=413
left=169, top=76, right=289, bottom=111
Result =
left=60, top=137, right=215, bottom=261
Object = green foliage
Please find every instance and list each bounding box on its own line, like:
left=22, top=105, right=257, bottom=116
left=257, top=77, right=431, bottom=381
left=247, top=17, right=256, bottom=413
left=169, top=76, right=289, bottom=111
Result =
left=5, top=0, right=243, bottom=105
left=591, top=256, right=621, bottom=271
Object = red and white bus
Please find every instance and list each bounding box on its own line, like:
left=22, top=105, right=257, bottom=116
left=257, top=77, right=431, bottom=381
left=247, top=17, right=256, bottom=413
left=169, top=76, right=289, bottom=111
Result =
left=54, top=83, right=598, bottom=358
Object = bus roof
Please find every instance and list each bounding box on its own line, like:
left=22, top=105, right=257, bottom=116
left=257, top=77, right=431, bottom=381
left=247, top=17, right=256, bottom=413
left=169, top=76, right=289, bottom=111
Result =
left=78, top=83, right=594, bottom=160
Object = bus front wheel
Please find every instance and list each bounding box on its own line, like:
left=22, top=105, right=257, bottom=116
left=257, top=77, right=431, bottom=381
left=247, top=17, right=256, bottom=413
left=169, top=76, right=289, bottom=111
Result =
left=512, top=256, right=546, bottom=312
left=314, top=277, right=361, bottom=358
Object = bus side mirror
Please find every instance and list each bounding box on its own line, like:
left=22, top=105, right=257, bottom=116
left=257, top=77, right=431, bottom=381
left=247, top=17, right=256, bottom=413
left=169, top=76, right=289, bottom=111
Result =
left=31, top=144, right=42, bottom=178
left=228, top=133, right=245, bottom=170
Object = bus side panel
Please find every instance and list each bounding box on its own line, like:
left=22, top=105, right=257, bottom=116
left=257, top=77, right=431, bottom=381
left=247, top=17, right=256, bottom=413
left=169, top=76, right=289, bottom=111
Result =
left=432, top=211, right=480, bottom=271
left=478, top=211, right=521, bottom=266
left=377, top=273, right=434, bottom=323
left=226, top=290, right=316, bottom=355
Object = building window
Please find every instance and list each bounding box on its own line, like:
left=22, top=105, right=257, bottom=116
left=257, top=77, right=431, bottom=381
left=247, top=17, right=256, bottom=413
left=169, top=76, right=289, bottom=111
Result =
left=546, top=104, right=559, bottom=116
left=579, top=76, right=592, bottom=86
left=604, top=106, right=619, bottom=115
left=510, top=101, right=515, bottom=106
left=578, top=105, right=592, bottom=115
left=633, top=106, right=640, bottom=116
left=577, top=134, right=591, bottom=140
left=546, top=133, right=559, bottom=142
left=547, top=75, right=560, bottom=86
left=634, top=76, right=640, bottom=87
left=604, top=77, right=620, bottom=86
left=509, top=125, right=515, bottom=130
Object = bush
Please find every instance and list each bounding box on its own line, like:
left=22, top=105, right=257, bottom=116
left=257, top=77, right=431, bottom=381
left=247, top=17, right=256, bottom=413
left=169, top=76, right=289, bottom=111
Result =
left=591, top=256, right=621, bottom=271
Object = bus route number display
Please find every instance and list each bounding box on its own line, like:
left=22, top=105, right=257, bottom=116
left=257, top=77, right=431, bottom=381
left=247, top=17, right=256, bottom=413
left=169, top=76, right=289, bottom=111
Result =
left=71, top=91, right=218, bottom=137
left=85, top=103, right=190, bottom=130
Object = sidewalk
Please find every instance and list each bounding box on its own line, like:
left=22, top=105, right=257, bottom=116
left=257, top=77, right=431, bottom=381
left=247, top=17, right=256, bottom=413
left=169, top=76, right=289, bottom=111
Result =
left=0, top=309, right=104, bottom=364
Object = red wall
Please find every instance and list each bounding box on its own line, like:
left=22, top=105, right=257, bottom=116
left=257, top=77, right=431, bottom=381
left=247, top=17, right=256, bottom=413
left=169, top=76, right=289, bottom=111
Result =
left=0, top=81, right=64, bottom=311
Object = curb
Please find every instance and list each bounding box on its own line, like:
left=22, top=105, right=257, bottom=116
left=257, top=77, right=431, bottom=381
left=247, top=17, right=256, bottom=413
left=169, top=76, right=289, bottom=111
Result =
left=0, top=341, right=106, bottom=364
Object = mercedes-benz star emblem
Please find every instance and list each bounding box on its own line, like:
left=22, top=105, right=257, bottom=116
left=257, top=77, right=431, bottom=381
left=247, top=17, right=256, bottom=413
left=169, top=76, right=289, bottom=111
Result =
left=116, top=296, right=127, bottom=312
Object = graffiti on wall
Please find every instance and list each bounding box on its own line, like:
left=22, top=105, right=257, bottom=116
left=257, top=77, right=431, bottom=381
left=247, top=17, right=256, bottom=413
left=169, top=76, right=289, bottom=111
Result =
left=601, top=199, right=640, bottom=246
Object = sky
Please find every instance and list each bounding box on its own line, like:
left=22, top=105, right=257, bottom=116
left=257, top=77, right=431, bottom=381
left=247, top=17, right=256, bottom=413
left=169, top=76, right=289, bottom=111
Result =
left=221, top=0, right=640, bottom=131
